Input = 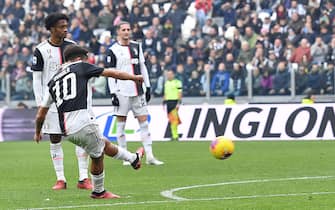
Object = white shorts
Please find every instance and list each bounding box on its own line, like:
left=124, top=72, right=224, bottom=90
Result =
left=113, top=94, right=149, bottom=117
left=64, top=124, right=105, bottom=158
left=42, top=111, right=62, bottom=134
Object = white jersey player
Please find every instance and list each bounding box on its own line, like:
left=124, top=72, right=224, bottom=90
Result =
left=105, top=21, right=164, bottom=165
left=34, top=44, right=144, bottom=199
left=31, top=13, right=91, bottom=190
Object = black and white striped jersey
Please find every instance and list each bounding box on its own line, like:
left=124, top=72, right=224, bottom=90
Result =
left=105, top=41, right=150, bottom=96
left=42, top=61, right=103, bottom=135
left=31, top=39, right=75, bottom=111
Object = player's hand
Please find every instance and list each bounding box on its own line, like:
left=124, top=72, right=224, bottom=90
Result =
left=111, top=93, right=119, bottom=106
left=134, top=75, right=144, bottom=84
left=145, top=87, right=151, bottom=102
left=34, top=133, right=42, bottom=144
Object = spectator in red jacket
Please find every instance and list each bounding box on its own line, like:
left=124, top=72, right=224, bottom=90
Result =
left=290, top=38, right=311, bottom=63
left=195, top=0, right=212, bottom=29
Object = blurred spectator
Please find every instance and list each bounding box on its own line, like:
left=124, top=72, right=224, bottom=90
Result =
left=210, top=62, right=230, bottom=96
left=195, top=0, right=212, bottom=29
left=69, top=18, right=81, bottom=42
left=142, top=29, right=159, bottom=56
left=11, top=60, right=32, bottom=100
left=237, top=41, right=253, bottom=67
left=175, top=64, right=186, bottom=85
left=184, top=56, right=197, bottom=77
left=252, top=67, right=262, bottom=95
left=82, top=8, right=97, bottom=30
left=139, top=5, right=153, bottom=29
left=89, top=36, right=101, bottom=55
left=244, top=26, right=258, bottom=50
left=13, top=1, right=25, bottom=20
left=18, top=47, right=32, bottom=66
left=269, top=61, right=290, bottom=95
left=166, top=3, right=187, bottom=40
left=322, top=62, right=335, bottom=94
left=290, top=38, right=311, bottom=63
left=191, top=38, right=207, bottom=61
left=226, top=63, right=246, bottom=96
left=326, top=37, right=335, bottom=63
left=186, top=70, right=202, bottom=96
left=147, top=55, right=162, bottom=94
left=200, top=64, right=211, bottom=96
left=1, top=0, right=14, bottom=17
left=3, top=47, right=17, bottom=68
left=295, top=65, right=309, bottom=95
left=132, top=23, right=145, bottom=41
left=288, top=0, right=306, bottom=18
left=305, top=63, right=323, bottom=94
left=96, top=5, right=114, bottom=30
left=217, top=2, right=236, bottom=26
left=260, top=70, right=273, bottom=95
left=311, top=36, right=328, bottom=64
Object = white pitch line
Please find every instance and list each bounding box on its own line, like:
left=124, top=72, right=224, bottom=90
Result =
left=160, top=175, right=335, bottom=200
left=18, top=191, right=335, bottom=210
left=17, top=175, right=335, bottom=210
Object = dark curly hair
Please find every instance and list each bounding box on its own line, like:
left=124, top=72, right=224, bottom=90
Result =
left=45, top=13, right=69, bottom=30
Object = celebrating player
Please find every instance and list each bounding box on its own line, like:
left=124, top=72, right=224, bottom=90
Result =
left=34, top=45, right=144, bottom=199
left=105, top=21, right=164, bottom=165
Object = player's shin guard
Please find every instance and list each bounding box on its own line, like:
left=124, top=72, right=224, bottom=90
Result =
left=50, top=142, right=66, bottom=181
left=117, top=121, right=127, bottom=149
left=75, top=146, right=89, bottom=181
left=91, top=171, right=105, bottom=193
left=112, top=145, right=137, bottom=163
left=139, top=121, right=153, bottom=159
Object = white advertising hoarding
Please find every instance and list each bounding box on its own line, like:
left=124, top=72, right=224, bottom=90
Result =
left=93, top=103, right=335, bottom=141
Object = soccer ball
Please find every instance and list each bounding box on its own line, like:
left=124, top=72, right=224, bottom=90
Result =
left=210, top=136, right=235, bottom=160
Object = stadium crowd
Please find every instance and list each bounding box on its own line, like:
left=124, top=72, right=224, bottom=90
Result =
left=0, top=0, right=335, bottom=101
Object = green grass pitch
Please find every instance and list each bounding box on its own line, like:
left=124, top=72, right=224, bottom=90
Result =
left=1, top=140, right=335, bottom=210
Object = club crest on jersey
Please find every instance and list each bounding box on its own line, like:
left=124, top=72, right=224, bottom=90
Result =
left=32, top=56, right=37, bottom=65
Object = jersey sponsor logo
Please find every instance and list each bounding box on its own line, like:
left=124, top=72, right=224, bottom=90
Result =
left=117, top=58, right=139, bottom=65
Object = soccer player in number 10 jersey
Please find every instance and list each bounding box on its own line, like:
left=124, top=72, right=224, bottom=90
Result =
left=34, top=44, right=145, bottom=199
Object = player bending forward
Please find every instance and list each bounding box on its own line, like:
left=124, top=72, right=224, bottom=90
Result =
left=34, top=45, right=144, bottom=199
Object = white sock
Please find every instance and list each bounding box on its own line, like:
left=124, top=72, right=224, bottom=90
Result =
left=91, top=172, right=105, bottom=193
left=140, top=121, right=153, bottom=160
left=117, top=121, right=127, bottom=150
left=113, top=145, right=137, bottom=163
left=50, top=142, right=66, bottom=181
left=75, top=146, right=89, bottom=181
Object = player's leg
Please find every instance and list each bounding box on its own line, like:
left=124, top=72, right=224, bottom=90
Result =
left=67, top=125, right=119, bottom=199
left=49, top=134, right=66, bottom=190
left=114, top=94, right=131, bottom=165
left=75, top=146, right=92, bottom=190
left=137, top=115, right=164, bottom=165
left=133, top=95, right=164, bottom=165
left=103, top=139, right=144, bottom=170
left=167, top=100, right=180, bottom=141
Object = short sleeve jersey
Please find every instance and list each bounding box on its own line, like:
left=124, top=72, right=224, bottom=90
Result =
left=105, top=41, right=145, bottom=96
left=164, top=79, right=182, bottom=100
left=43, top=61, right=103, bottom=135
left=31, top=39, right=75, bottom=111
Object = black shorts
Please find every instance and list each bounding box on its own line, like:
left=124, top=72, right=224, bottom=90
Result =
left=166, top=100, right=178, bottom=113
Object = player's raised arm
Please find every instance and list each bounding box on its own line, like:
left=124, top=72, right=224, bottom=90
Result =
left=101, top=68, right=143, bottom=84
